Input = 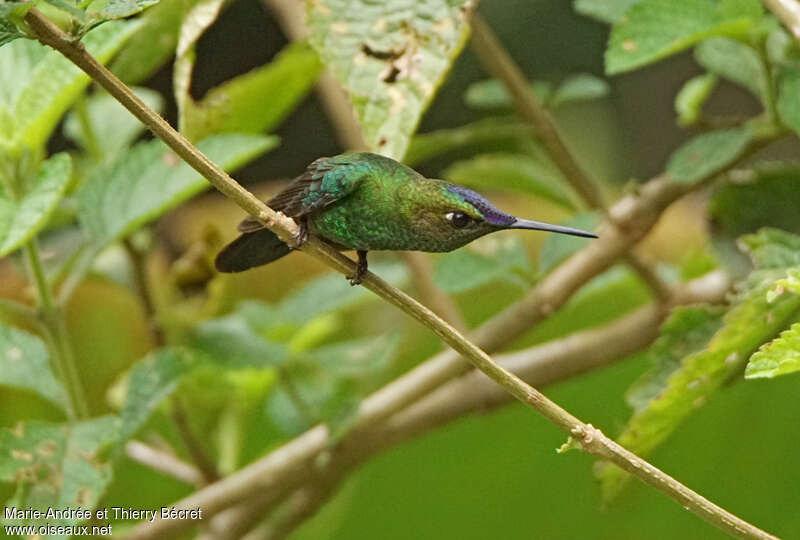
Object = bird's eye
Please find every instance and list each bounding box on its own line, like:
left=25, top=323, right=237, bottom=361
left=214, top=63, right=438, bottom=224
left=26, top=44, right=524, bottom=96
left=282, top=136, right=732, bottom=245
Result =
left=445, top=211, right=472, bottom=228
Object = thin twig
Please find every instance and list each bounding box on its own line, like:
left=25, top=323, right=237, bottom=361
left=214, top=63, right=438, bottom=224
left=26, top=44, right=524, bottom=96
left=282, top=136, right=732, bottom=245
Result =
left=22, top=10, right=778, bottom=540
left=469, top=15, right=672, bottom=301
left=126, top=440, right=206, bottom=487
left=763, top=0, right=800, bottom=41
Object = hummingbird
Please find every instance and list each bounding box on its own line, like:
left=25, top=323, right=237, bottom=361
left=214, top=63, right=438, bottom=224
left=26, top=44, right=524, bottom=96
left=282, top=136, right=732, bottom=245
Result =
left=215, top=152, right=597, bottom=284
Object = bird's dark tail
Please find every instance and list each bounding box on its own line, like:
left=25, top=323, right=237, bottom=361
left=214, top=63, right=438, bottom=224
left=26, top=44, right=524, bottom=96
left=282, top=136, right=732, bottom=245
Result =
left=215, top=228, right=292, bottom=273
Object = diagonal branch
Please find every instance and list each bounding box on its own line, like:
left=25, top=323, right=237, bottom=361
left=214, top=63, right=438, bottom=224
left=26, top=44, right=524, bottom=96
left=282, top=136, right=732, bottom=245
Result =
left=22, top=9, right=778, bottom=540
left=763, top=0, right=800, bottom=41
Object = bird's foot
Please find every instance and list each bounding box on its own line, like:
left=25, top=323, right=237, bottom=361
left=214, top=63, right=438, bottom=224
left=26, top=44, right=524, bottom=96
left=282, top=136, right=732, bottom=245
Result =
left=348, top=250, right=368, bottom=286
left=289, top=221, right=308, bottom=249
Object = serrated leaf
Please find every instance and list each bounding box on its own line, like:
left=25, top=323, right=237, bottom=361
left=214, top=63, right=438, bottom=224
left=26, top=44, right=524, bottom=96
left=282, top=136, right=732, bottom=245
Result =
left=605, top=0, right=762, bottom=75
left=666, top=126, right=752, bottom=183
left=64, top=87, right=163, bottom=162
left=746, top=321, right=800, bottom=378
left=186, top=41, right=322, bottom=141
left=94, top=0, right=159, bottom=20
left=0, top=322, right=67, bottom=409
left=0, top=21, right=137, bottom=152
left=118, top=348, right=198, bottom=442
left=626, top=306, right=725, bottom=412
left=443, top=152, right=577, bottom=209
left=77, top=133, right=276, bottom=247
left=537, top=212, right=600, bottom=273
left=0, top=416, right=119, bottom=526
left=739, top=228, right=800, bottom=270
left=433, top=236, right=530, bottom=293
left=111, top=0, right=201, bottom=84
left=0, top=1, right=35, bottom=47
left=674, top=73, right=717, bottom=126
left=709, top=165, right=800, bottom=238
left=573, top=0, right=641, bottom=24
left=777, top=65, right=800, bottom=136
left=405, top=117, right=531, bottom=167
left=0, top=153, right=71, bottom=256
left=601, top=277, right=800, bottom=499
left=267, top=335, right=398, bottom=438
left=695, top=37, right=768, bottom=102
left=307, top=0, right=473, bottom=160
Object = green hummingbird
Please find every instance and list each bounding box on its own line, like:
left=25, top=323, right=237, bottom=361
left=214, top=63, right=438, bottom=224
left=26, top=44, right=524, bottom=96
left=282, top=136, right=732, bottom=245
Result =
left=215, top=152, right=597, bottom=284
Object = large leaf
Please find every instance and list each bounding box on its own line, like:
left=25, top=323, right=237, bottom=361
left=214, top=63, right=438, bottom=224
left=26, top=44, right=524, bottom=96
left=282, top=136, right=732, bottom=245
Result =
left=666, top=126, right=752, bottom=183
left=64, top=87, right=164, bottom=162
left=443, top=152, right=577, bottom=209
left=0, top=322, right=67, bottom=409
left=0, top=153, right=71, bottom=256
left=605, top=0, right=763, bottom=75
left=600, top=229, right=800, bottom=499
left=190, top=313, right=289, bottom=369
left=463, top=74, right=609, bottom=111
left=746, top=321, right=800, bottom=379
left=77, top=133, right=276, bottom=247
left=118, top=348, right=199, bottom=443
left=777, top=65, right=800, bottom=136
left=0, top=21, right=137, bottom=152
left=185, top=42, right=322, bottom=141
left=694, top=37, right=768, bottom=103
left=0, top=416, right=119, bottom=527
left=306, top=0, right=474, bottom=159
left=433, top=236, right=530, bottom=293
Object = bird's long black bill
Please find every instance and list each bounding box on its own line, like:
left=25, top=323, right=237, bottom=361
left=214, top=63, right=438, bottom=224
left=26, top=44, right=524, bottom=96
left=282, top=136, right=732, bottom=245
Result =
left=509, top=218, right=597, bottom=238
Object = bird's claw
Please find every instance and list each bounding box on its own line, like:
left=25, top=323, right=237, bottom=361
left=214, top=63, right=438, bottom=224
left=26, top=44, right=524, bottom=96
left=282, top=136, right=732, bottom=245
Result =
left=289, top=222, right=308, bottom=249
left=348, top=250, right=368, bottom=286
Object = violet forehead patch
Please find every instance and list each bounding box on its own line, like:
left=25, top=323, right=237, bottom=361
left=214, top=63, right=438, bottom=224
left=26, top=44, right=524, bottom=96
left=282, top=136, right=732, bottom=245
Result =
left=446, top=185, right=516, bottom=226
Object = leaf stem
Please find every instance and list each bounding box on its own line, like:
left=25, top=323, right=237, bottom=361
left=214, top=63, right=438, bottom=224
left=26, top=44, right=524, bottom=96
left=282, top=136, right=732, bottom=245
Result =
left=21, top=9, right=778, bottom=540
left=23, top=239, right=89, bottom=419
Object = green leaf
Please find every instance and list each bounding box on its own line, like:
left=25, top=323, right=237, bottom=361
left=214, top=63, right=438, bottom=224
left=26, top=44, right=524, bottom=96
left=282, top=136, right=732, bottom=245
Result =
left=64, top=87, right=164, bottom=161
left=605, top=0, right=762, bottom=75
left=464, top=79, right=552, bottom=110
left=739, top=228, right=800, bottom=270
left=118, top=348, right=198, bottom=442
left=185, top=42, right=322, bottom=141
left=0, top=20, right=137, bottom=152
left=111, top=0, right=201, bottom=84
left=709, top=165, right=800, bottom=238
left=537, top=212, right=600, bottom=273
left=267, top=335, right=398, bottom=438
left=695, top=37, right=768, bottom=102
left=77, top=133, right=276, bottom=247
left=306, top=0, right=473, bottom=160
left=0, top=416, right=119, bottom=526
left=626, top=306, right=725, bottom=412
left=0, top=322, right=67, bottom=409
left=549, top=73, right=610, bottom=107
left=674, top=73, right=717, bottom=126
left=573, top=0, right=641, bottom=24
left=190, top=313, right=289, bottom=369
left=443, top=152, right=577, bottom=209
left=666, top=126, right=752, bottom=183
left=94, top=0, right=159, bottom=20
left=777, top=65, right=800, bottom=136
left=746, top=321, right=800, bottom=378
left=405, top=117, right=531, bottom=167
left=433, top=236, right=530, bottom=293
left=0, top=153, right=72, bottom=257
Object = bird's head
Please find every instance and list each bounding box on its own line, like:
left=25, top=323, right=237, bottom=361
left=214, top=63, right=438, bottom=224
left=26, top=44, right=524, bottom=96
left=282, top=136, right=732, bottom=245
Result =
left=413, top=182, right=597, bottom=251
